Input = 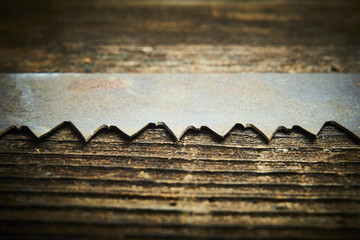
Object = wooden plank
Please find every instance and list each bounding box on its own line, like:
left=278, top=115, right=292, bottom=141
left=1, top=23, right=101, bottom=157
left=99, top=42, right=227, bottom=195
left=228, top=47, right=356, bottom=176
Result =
left=0, top=0, right=359, bottom=73
left=0, top=123, right=359, bottom=238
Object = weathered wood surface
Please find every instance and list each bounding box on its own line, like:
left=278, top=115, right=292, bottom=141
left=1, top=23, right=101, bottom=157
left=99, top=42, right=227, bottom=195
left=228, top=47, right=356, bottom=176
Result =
left=0, top=0, right=360, bottom=73
left=1, top=0, right=360, bottom=238
left=0, top=123, right=359, bottom=239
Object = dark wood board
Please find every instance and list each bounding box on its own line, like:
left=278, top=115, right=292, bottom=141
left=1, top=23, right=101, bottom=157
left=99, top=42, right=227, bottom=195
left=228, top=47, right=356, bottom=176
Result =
left=0, top=123, right=359, bottom=239
left=0, top=0, right=360, bottom=73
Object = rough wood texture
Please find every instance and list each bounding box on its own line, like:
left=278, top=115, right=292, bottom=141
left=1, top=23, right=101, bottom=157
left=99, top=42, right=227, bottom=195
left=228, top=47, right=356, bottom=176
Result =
left=0, top=123, right=359, bottom=239
left=1, top=0, right=360, bottom=238
left=0, top=0, right=360, bottom=73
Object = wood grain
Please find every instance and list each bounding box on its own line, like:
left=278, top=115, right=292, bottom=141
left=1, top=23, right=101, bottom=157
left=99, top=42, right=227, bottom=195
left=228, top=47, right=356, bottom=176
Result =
left=0, top=0, right=359, bottom=73
left=0, top=123, right=359, bottom=239
left=1, top=0, right=359, bottom=238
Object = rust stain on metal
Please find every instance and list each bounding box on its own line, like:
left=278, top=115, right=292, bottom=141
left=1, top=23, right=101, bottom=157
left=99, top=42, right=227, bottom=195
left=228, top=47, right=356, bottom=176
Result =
left=69, top=77, right=126, bottom=91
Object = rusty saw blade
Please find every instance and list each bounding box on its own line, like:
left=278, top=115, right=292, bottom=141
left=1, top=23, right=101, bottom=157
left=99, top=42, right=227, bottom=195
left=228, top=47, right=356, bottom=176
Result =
left=0, top=73, right=359, bottom=141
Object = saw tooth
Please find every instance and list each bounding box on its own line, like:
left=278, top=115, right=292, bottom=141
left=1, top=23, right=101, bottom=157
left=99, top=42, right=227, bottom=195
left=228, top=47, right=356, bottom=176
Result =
left=154, top=122, right=177, bottom=140
left=1, top=73, right=359, bottom=141
left=205, top=122, right=236, bottom=138
left=121, top=122, right=153, bottom=138
left=245, top=123, right=273, bottom=142
left=296, top=120, right=326, bottom=138
left=31, top=125, right=54, bottom=139
left=326, top=121, right=360, bottom=141
left=164, top=122, right=190, bottom=139
left=69, top=121, right=98, bottom=141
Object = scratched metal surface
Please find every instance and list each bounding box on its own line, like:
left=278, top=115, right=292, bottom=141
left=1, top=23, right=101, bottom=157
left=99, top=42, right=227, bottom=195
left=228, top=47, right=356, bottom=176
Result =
left=0, top=73, right=359, bottom=140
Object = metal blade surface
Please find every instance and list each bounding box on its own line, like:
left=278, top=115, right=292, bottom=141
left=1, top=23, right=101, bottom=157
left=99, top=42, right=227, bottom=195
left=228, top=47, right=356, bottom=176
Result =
left=0, top=73, right=359, bottom=141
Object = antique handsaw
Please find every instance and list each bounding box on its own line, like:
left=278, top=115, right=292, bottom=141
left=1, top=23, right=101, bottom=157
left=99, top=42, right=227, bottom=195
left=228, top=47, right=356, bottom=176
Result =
left=1, top=73, right=359, bottom=141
